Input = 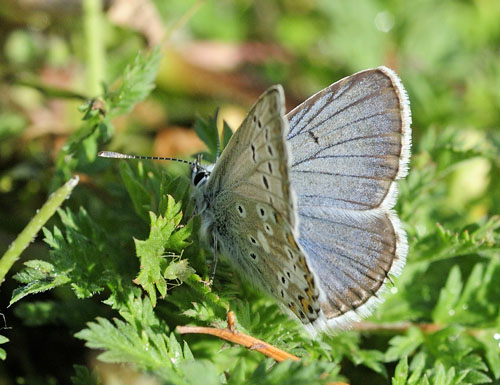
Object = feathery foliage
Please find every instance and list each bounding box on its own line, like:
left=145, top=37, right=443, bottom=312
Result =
left=1, top=1, right=500, bottom=384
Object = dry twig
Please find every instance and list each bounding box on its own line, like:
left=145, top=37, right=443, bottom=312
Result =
left=177, top=311, right=300, bottom=362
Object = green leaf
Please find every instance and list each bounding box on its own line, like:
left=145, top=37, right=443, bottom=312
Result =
left=54, top=47, right=161, bottom=181
left=120, top=161, right=153, bottom=222
left=455, top=263, right=484, bottom=310
left=193, top=111, right=220, bottom=162
left=75, top=295, right=200, bottom=383
left=463, top=369, right=493, bottom=384
left=460, top=353, right=491, bottom=384
left=408, top=352, right=427, bottom=385
left=431, top=259, right=500, bottom=326
left=476, top=331, right=500, bottom=380
left=164, top=259, right=195, bottom=281
left=170, top=274, right=228, bottom=324
left=106, top=46, right=162, bottom=118
left=177, top=360, right=221, bottom=385
left=13, top=259, right=60, bottom=283
left=392, top=356, right=408, bottom=385
left=352, top=349, right=387, bottom=378
left=386, top=327, right=425, bottom=362
left=432, top=364, right=450, bottom=385
left=227, top=359, right=246, bottom=385
left=71, top=365, right=101, bottom=385
left=432, top=265, right=463, bottom=323
left=10, top=260, right=71, bottom=305
left=0, top=175, right=79, bottom=283
left=11, top=207, right=127, bottom=304
left=182, top=340, right=194, bottom=362
left=221, top=120, right=234, bottom=150
left=0, top=334, right=9, bottom=361
left=160, top=175, right=191, bottom=217
left=244, top=359, right=341, bottom=385
left=76, top=317, right=159, bottom=365
left=411, top=217, right=500, bottom=264
left=163, top=195, right=185, bottom=249
left=411, top=327, right=493, bottom=384
left=133, top=196, right=193, bottom=306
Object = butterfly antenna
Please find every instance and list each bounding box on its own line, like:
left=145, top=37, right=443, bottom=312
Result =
left=208, top=233, right=219, bottom=285
left=98, top=151, right=200, bottom=168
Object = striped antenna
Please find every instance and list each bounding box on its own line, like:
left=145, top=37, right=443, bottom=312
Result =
left=98, top=151, right=199, bottom=168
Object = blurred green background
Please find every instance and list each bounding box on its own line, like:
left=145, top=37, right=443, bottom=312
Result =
left=1, top=0, right=499, bottom=384
left=1, top=0, right=499, bottom=230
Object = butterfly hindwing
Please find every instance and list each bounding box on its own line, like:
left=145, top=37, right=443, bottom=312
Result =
left=298, top=208, right=407, bottom=328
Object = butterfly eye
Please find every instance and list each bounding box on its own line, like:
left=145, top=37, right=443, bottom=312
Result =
left=193, top=171, right=206, bottom=186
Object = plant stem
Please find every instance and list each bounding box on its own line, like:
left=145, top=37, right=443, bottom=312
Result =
left=0, top=176, right=79, bottom=285
left=177, top=311, right=300, bottom=362
left=163, top=0, right=206, bottom=49
left=352, top=321, right=484, bottom=336
left=178, top=324, right=301, bottom=362
left=83, top=0, right=105, bottom=96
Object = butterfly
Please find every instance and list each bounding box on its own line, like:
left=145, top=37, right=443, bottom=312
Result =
left=100, top=66, right=411, bottom=335
left=189, top=66, right=411, bottom=334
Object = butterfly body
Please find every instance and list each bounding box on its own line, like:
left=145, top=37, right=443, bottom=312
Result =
left=191, top=67, right=411, bottom=334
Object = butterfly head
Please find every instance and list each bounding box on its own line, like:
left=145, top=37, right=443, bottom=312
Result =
left=190, top=155, right=215, bottom=217
left=191, top=163, right=210, bottom=189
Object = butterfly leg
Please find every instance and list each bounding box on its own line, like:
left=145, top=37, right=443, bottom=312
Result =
left=208, top=233, right=219, bottom=285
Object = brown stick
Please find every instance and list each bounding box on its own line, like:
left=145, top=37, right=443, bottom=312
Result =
left=177, top=311, right=300, bottom=362
left=352, top=321, right=487, bottom=337
left=352, top=321, right=442, bottom=333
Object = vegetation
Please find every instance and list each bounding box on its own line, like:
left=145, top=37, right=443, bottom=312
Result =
left=1, top=0, right=499, bottom=384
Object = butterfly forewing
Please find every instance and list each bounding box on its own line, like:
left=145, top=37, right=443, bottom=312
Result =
left=287, top=67, right=410, bottom=211
left=206, top=87, right=295, bottom=228
left=203, top=86, right=321, bottom=324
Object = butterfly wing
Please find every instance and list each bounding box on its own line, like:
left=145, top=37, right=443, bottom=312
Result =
left=204, top=86, right=322, bottom=325
left=287, top=67, right=411, bottom=210
left=286, top=67, right=411, bottom=330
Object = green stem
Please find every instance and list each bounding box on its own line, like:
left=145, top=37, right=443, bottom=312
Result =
left=0, top=176, right=80, bottom=285
left=83, top=0, right=105, bottom=96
